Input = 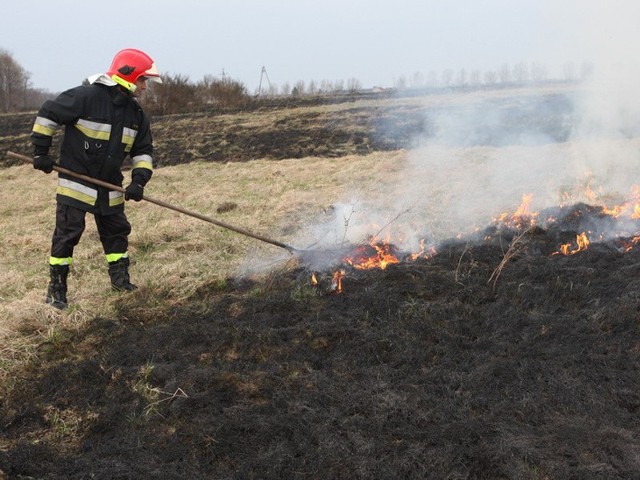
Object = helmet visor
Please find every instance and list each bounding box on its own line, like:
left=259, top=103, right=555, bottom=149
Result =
left=143, top=75, right=163, bottom=84
left=142, top=62, right=162, bottom=83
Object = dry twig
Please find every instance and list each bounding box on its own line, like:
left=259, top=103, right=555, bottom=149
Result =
left=488, top=229, right=531, bottom=292
left=455, top=244, right=471, bottom=283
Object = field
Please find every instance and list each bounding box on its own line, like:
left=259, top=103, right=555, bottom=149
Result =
left=2, top=84, right=640, bottom=479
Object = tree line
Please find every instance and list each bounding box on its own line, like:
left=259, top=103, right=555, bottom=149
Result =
left=0, top=49, right=51, bottom=113
left=0, top=48, right=592, bottom=116
left=393, top=61, right=593, bottom=90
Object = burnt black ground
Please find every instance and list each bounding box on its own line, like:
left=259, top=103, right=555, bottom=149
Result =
left=2, top=214, right=640, bottom=479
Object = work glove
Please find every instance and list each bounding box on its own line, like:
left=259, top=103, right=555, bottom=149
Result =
left=33, top=154, right=55, bottom=174
left=124, top=182, right=144, bottom=201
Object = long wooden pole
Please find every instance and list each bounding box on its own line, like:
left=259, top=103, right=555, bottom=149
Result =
left=6, top=151, right=298, bottom=253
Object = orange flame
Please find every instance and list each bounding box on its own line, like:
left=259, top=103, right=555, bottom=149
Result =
left=619, top=235, right=640, bottom=253
left=409, top=238, right=437, bottom=261
left=602, top=205, right=624, bottom=218
left=514, top=193, right=533, bottom=218
left=331, top=270, right=345, bottom=293
left=493, top=193, right=537, bottom=229
left=310, top=273, right=318, bottom=286
left=345, top=241, right=400, bottom=270
left=555, top=232, right=590, bottom=256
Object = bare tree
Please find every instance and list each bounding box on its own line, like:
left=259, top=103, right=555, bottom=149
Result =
left=530, top=62, right=548, bottom=83
left=142, top=73, right=197, bottom=115
left=292, top=80, right=306, bottom=96
left=0, top=49, right=30, bottom=112
left=346, top=77, right=362, bottom=93
left=483, top=70, right=498, bottom=85
left=394, top=75, right=407, bottom=90
left=499, top=63, right=511, bottom=84
left=441, top=69, right=454, bottom=87
left=427, top=70, right=439, bottom=88
left=319, top=79, right=333, bottom=93
left=469, top=70, right=482, bottom=86
left=411, top=71, right=425, bottom=88
left=199, top=75, right=249, bottom=108
left=307, top=80, right=318, bottom=95
left=563, top=62, right=577, bottom=81
left=512, top=62, right=529, bottom=84
left=280, top=82, right=291, bottom=95
left=455, top=69, right=467, bottom=87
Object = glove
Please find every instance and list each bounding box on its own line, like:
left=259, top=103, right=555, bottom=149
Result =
left=33, top=154, right=54, bottom=174
left=124, top=182, right=144, bottom=201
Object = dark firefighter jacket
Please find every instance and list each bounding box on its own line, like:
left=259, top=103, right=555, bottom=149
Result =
left=31, top=77, right=154, bottom=215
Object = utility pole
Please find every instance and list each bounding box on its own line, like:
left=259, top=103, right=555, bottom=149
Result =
left=257, top=66, right=272, bottom=96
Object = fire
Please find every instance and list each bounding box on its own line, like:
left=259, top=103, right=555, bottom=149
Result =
left=409, top=238, right=437, bottom=261
left=514, top=193, right=533, bottom=218
left=316, top=186, right=640, bottom=296
left=344, top=240, right=400, bottom=270
left=488, top=190, right=640, bottom=255
left=321, top=235, right=436, bottom=294
left=331, top=270, right=345, bottom=293
left=555, top=232, right=591, bottom=256
left=602, top=205, right=624, bottom=218
left=618, top=235, right=640, bottom=253
left=601, top=201, right=640, bottom=219
left=493, top=193, right=538, bottom=230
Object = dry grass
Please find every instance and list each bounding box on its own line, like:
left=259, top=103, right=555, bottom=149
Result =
left=0, top=151, right=407, bottom=375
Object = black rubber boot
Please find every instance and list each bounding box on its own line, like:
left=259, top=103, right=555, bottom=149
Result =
left=108, top=257, right=138, bottom=292
left=46, top=264, right=69, bottom=309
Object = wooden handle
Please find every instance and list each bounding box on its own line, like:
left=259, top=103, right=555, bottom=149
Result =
left=6, top=151, right=297, bottom=253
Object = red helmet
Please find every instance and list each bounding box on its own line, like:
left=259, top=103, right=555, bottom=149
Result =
left=107, top=48, right=162, bottom=92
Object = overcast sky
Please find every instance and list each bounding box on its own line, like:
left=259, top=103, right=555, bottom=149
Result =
left=2, top=0, right=637, bottom=93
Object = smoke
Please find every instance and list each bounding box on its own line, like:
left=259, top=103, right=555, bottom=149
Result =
left=274, top=1, right=640, bottom=271
left=565, top=1, right=640, bottom=180
left=293, top=90, right=640, bottom=268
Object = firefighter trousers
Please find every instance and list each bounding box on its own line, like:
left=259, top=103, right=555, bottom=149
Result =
left=50, top=204, right=132, bottom=261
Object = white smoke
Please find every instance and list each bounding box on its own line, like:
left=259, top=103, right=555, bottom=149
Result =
left=557, top=0, right=640, bottom=189
left=284, top=0, right=640, bottom=269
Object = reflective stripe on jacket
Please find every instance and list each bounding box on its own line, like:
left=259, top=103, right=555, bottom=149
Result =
left=31, top=80, right=154, bottom=215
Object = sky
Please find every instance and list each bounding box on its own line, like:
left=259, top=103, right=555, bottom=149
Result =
left=2, top=0, right=634, bottom=94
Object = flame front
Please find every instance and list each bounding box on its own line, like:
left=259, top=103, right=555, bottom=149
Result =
left=321, top=187, right=640, bottom=296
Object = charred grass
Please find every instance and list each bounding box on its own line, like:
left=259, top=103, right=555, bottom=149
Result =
left=3, top=225, right=640, bottom=479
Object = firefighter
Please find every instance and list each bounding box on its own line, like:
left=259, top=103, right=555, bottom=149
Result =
left=31, top=48, right=162, bottom=309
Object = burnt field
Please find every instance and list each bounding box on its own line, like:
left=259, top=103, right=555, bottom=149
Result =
left=3, top=84, right=640, bottom=479
left=3, top=210, right=640, bottom=479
